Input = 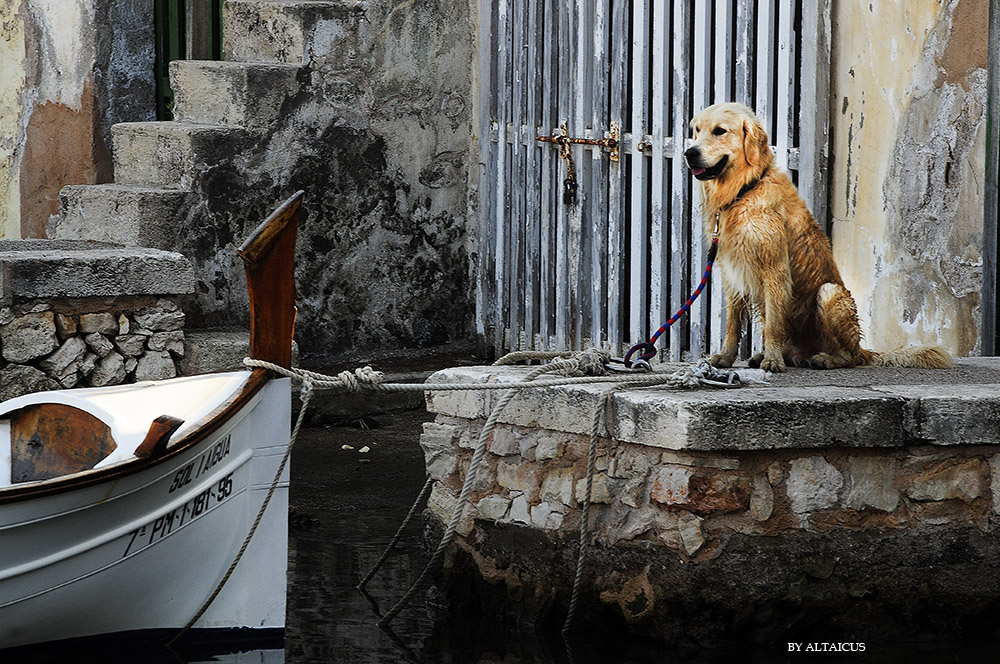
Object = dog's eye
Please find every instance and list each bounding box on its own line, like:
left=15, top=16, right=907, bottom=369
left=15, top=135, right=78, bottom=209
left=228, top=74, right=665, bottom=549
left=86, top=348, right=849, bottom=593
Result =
left=712, top=127, right=727, bottom=136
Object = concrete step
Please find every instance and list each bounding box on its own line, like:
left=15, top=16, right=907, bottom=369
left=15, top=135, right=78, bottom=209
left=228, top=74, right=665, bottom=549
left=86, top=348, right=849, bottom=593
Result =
left=170, top=60, right=302, bottom=132
left=223, top=0, right=364, bottom=64
left=53, top=184, right=196, bottom=249
left=0, top=240, right=194, bottom=303
left=179, top=328, right=300, bottom=375
left=112, top=122, right=247, bottom=188
left=179, top=329, right=253, bottom=375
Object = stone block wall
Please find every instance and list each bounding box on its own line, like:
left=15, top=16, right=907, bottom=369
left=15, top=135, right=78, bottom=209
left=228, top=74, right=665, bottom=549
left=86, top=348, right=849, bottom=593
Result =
left=419, top=360, right=1000, bottom=642
left=422, top=419, right=999, bottom=560
left=0, top=296, right=186, bottom=401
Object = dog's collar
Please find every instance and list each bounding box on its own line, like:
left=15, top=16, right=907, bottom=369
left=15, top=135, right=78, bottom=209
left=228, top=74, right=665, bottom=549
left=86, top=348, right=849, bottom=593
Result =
left=711, top=166, right=770, bottom=238
left=731, top=165, right=769, bottom=205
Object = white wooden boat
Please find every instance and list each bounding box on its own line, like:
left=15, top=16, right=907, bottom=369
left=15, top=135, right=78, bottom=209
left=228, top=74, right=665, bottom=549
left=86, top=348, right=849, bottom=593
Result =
left=0, top=192, right=303, bottom=650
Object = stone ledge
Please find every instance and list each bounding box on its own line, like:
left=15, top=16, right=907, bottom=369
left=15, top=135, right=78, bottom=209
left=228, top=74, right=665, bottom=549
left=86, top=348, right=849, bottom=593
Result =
left=426, top=357, right=1000, bottom=450
left=421, top=357, right=1000, bottom=642
left=0, top=240, right=195, bottom=304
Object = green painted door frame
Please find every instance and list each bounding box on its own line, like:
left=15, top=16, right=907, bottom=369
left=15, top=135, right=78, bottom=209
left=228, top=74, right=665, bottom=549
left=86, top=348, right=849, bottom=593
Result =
left=154, top=0, right=225, bottom=119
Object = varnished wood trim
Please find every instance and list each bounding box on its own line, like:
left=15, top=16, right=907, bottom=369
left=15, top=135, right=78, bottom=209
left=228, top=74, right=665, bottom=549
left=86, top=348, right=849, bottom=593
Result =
left=0, top=369, right=271, bottom=505
left=134, top=415, right=186, bottom=459
left=238, top=191, right=303, bottom=369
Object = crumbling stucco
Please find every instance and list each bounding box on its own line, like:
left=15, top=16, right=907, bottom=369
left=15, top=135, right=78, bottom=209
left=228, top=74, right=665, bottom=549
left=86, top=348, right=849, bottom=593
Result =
left=0, top=0, right=154, bottom=238
left=151, top=0, right=476, bottom=355
left=0, top=0, right=26, bottom=238
left=830, top=0, right=988, bottom=356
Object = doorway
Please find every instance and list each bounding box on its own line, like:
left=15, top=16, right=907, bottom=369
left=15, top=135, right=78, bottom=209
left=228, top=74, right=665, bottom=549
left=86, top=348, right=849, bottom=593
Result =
left=154, top=0, right=225, bottom=120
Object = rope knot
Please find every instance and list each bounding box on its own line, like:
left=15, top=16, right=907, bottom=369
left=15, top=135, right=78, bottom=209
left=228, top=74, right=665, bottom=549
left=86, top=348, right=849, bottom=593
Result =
left=300, top=378, right=315, bottom=402
left=336, top=366, right=384, bottom=392
left=546, top=349, right=611, bottom=377
left=575, top=349, right=611, bottom=376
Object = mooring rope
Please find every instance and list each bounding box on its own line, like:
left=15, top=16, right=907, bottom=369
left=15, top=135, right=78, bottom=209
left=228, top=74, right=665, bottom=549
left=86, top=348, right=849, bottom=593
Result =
left=167, top=379, right=314, bottom=647
left=240, top=351, right=763, bottom=632
left=356, top=475, right=435, bottom=591
left=375, top=356, right=591, bottom=627
left=562, top=388, right=614, bottom=635
left=244, top=356, right=731, bottom=392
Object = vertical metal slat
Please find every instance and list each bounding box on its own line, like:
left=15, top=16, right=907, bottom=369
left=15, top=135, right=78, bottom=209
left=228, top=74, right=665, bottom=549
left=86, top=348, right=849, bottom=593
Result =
left=554, top=1, right=572, bottom=351
left=628, top=0, right=650, bottom=349
left=509, top=0, right=525, bottom=349
left=669, top=0, right=692, bottom=361
left=606, top=0, right=628, bottom=354
left=539, top=0, right=559, bottom=350
left=589, top=0, right=609, bottom=349
left=649, top=1, right=669, bottom=353
left=688, top=0, right=713, bottom=358
left=774, top=0, right=795, bottom=173
left=800, top=0, right=831, bottom=231
left=525, top=0, right=544, bottom=350
left=476, top=0, right=497, bottom=355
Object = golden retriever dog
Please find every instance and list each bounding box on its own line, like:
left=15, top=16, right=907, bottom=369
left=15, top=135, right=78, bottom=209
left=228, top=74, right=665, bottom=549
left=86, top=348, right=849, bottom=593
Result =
left=684, top=102, right=951, bottom=372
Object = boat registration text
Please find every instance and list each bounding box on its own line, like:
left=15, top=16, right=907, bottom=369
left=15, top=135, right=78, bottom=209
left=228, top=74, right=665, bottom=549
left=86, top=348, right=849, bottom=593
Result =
left=123, top=472, right=236, bottom=558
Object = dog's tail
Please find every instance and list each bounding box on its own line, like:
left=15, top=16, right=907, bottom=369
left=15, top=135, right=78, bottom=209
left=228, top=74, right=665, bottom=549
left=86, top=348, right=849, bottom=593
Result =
left=862, top=345, right=953, bottom=369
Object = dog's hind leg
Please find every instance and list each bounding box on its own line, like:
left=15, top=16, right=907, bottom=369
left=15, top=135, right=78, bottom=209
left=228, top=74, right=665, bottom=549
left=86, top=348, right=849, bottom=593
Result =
left=809, top=283, right=865, bottom=369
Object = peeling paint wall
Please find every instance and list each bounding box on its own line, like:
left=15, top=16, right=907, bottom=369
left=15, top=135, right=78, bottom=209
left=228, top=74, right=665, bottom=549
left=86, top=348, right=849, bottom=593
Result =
left=169, top=0, right=477, bottom=356
left=830, top=0, right=988, bottom=356
left=0, top=0, right=26, bottom=238
left=0, top=0, right=154, bottom=238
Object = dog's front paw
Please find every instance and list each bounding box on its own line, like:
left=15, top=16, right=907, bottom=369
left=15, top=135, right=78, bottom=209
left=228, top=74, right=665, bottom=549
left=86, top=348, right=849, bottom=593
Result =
left=709, top=352, right=736, bottom=368
left=748, top=352, right=765, bottom=368
left=759, top=355, right=786, bottom=373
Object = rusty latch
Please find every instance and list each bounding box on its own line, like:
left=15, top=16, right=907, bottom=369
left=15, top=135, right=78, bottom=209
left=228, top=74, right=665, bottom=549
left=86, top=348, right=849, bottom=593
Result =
left=537, top=122, right=620, bottom=205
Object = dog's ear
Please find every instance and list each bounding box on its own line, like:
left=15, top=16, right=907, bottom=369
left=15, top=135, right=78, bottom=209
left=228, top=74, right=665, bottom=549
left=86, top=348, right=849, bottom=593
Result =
left=742, top=118, right=771, bottom=170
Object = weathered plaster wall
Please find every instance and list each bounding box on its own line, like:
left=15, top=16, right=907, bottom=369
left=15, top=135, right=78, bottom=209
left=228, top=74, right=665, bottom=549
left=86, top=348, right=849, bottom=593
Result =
left=168, top=0, right=477, bottom=356
left=830, top=0, right=988, bottom=356
left=0, top=0, right=154, bottom=238
left=0, top=0, right=26, bottom=238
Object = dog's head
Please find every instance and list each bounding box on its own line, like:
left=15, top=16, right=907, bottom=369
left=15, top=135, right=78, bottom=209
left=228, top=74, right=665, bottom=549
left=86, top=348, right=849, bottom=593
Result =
left=685, top=103, right=772, bottom=206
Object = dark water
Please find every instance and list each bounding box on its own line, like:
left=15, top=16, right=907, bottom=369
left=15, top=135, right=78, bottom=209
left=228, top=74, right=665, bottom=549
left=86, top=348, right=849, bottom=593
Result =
left=9, top=408, right=999, bottom=663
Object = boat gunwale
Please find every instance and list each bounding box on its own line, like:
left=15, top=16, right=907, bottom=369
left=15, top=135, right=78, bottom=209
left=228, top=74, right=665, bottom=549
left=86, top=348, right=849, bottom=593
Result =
left=0, top=369, right=272, bottom=506
left=0, top=190, right=301, bottom=507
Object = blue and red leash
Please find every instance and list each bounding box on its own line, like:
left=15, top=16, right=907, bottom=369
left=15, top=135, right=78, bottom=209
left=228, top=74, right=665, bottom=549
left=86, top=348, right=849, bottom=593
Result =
left=622, top=233, right=719, bottom=368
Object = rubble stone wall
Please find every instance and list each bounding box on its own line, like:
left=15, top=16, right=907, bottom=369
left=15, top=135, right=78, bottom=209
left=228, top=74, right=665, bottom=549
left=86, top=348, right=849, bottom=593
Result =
left=0, top=296, right=185, bottom=401
left=422, top=418, right=1000, bottom=556
left=418, top=361, right=1000, bottom=643
left=421, top=415, right=1000, bottom=642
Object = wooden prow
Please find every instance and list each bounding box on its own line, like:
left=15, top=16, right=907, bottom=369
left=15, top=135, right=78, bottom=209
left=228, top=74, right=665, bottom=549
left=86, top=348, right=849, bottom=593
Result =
left=237, top=191, right=303, bottom=370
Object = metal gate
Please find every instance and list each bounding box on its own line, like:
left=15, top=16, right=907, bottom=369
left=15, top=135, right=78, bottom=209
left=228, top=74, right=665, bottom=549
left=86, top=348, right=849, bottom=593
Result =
left=475, top=0, right=831, bottom=360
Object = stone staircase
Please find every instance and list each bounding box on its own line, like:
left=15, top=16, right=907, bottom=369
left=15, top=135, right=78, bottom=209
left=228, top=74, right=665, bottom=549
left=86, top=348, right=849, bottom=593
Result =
left=51, top=1, right=366, bottom=373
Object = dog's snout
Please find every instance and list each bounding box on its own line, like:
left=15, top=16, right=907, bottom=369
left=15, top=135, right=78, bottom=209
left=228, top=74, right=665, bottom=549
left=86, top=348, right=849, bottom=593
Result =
left=684, top=146, right=701, bottom=166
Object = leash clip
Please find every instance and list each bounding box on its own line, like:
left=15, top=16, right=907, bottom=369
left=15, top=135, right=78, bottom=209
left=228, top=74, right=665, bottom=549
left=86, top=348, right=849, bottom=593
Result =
left=621, top=341, right=657, bottom=369
left=606, top=355, right=651, bottom=373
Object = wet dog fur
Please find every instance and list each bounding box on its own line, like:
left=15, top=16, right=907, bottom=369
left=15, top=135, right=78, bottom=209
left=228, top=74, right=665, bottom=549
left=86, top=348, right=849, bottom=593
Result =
left=684, top=102, right=951, bottom=372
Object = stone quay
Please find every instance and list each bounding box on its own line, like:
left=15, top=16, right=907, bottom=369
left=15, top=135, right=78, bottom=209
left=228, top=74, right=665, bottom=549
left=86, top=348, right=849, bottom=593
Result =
left=420, top=357, right=1000, bottom=645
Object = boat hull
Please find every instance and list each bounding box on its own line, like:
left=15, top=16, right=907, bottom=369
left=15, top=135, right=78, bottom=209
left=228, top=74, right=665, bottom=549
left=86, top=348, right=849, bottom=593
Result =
left=0, top=378, right=291, bottom=649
